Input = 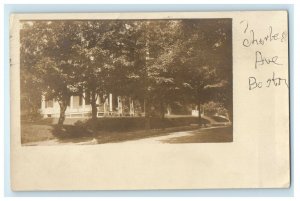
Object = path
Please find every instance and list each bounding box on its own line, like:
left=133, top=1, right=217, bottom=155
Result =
left=118, top=126, right=232, bottom=144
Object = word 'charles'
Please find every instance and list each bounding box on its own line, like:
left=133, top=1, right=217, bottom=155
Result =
left=242, top=25, right=287, bottom=48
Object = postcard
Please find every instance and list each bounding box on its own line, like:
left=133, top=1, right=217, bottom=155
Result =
left=10, top=11, right=289, bottom=190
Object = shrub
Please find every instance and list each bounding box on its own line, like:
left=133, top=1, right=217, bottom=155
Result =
left=21, top=111, right=43, bottom=122
left=52, top=120, right=92, bottom=138
left=85, top=117, right=210, bottom=132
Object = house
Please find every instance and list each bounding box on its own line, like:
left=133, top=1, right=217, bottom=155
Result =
left=40, top=93, right=136, bottom=118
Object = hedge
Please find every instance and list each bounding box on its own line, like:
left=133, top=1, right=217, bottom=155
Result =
left=84, top=117, right=210, bottom=132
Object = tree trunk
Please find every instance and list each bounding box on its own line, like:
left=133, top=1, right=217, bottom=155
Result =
left=91, top=90, right=97, bottom=120
left=160, top=100, right=165, bottom=119
left=198, top=99, right=202, bottom=126
left=58, top=99, right=67, bottom=127
left=144, top=97, right=150, bottom=130
left=160, top=100, right=165, bottom=130
left=166, top=105, right=171, bottom=115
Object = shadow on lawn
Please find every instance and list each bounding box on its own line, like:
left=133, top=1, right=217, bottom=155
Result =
left=51, top=121, right=94, bottom=140
left=49, top=117, right=216, bottom=144
left=22, top=117, right=224, bottom=145
left=51, top=124, right=212, bottom=144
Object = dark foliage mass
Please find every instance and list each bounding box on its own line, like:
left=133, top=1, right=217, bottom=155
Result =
left=20, top=19, right=232, bottom=128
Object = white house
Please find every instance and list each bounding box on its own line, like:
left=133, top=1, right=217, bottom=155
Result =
left=40, top=93, right=136, bottom=118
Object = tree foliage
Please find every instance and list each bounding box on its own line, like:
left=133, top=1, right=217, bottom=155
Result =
left=20, top=19, right=232, bottom=127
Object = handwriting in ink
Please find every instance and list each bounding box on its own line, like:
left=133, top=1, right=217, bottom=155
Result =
left=240, top=20, right=249, bottom=33
left=266, top=72, right=289, bottom=88
left=249, top=72, right=288, bottom=90
left=255, top=51, right=282, bottom=69
left=240, top=21, right=287, bottom=47
left=248, top=77, right=262, bottom=90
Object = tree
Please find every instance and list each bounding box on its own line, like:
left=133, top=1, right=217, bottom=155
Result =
left=115, top=20, right=184, bottom=129
left=73, top=21, right=118, bottom=120
left=145, top=20, right=183, bottom=121
left=109, top=19, right=232, bottom=127
left=172, top=19, right=232, bottom=125
left=20, top=23, right=43, bottom=120
left=20, top=21, right=82, bottom=126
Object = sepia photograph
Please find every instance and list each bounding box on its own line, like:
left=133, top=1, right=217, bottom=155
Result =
left=20, top=19, right=233, bottom=145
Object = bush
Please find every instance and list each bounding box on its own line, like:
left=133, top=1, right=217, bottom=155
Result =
left=52, top=121, right=92, bottom=139
left=21, top=112, right=43, bottom=122
left=211, top=115, right=229, bottom=123
left=202, top=101, right=229, bottom=117
left=85, top=117, right=210, bottom=132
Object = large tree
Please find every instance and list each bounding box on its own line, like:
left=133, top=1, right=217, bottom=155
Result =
left=114, top=20, right=184, bottom=129
left=172, top=19, right=232, bottom=125
left=21, top=21, right=82, bottom=126
left=73, top=21, right=119, bottom=120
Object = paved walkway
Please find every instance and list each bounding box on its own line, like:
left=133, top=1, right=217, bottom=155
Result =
left=118, top=126, right=230, bottom=144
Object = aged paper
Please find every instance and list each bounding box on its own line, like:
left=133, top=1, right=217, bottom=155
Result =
left=10, top=11, right=289, bottom=190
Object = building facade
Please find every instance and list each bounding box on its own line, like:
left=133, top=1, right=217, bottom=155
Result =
left=40, top=93, right=136, bottom=118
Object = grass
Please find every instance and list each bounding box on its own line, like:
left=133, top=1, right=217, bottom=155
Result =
left=85, top=116, right=210, bottom=132
left=161, top=126, right=233, bottom=143
left=54, top=125, right=203, bottom=144
left=21, top=116, right=229, bottom=145
left=21, top=123, right=55, bottom=144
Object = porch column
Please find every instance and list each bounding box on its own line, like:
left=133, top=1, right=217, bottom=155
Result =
left=129, top=97, right=134, bottom=116
left=117, top=96, right=122, bottom=116
left=82, top=92, right=85, bottom=110
left=109, top=93, right=113, bottom=112
left=41, top=95, right=46, bottom=118
left=97, top=94, right=100, bottom=105
left=41, top=95, right=46, bottom=110
left=104, top=97, right=108, bottom=114
left=70, top=96, right=74, bottom=109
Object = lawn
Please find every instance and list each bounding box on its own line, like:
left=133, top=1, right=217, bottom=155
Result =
left=21, top=123, right=55, bottom=144
left=161, top=126, right=233, bottom=143
left=21, top=116, right=229, bottom=145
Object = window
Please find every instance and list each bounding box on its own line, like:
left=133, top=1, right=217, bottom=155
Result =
left=73, top=96, right=80, bottom=108
left=85, top=91, right=91, bottom=105
left=79, top=95, right=83, bottom=106
left=45, top=99, right=53, bottom=108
